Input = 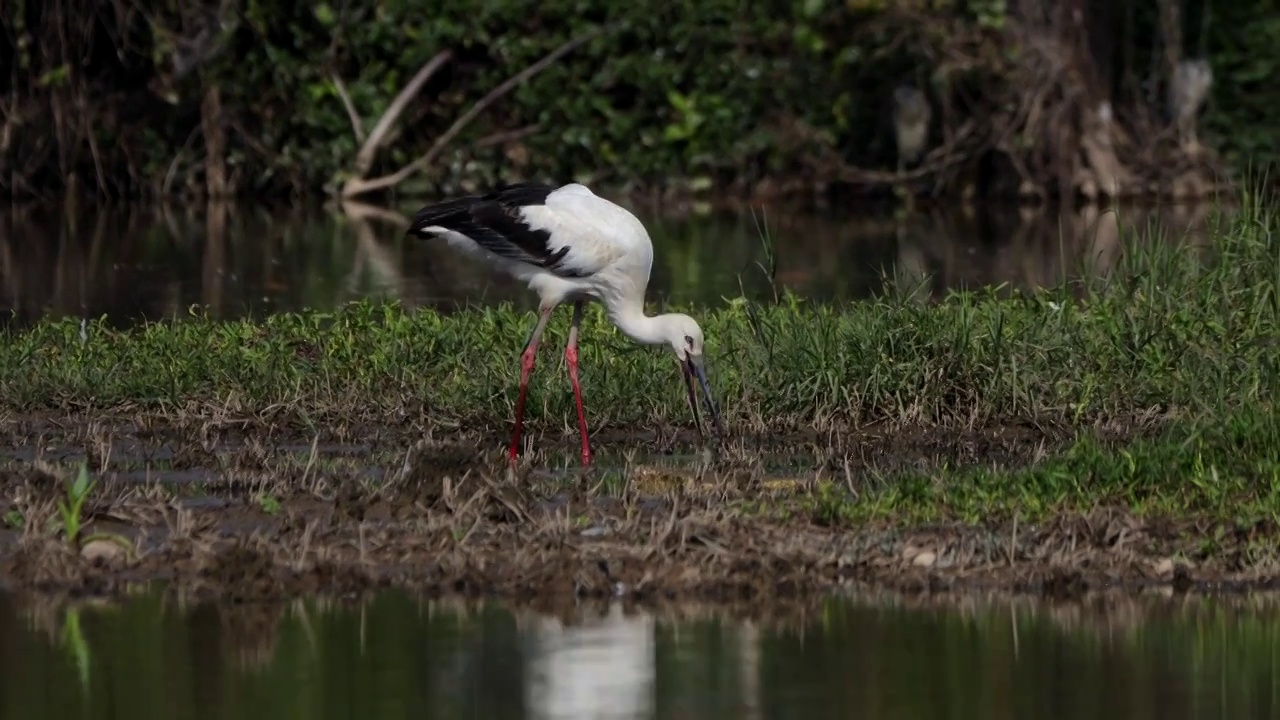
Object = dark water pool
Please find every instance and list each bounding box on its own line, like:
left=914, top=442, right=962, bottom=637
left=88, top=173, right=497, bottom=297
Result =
left=1, top=589, right=1276, bottom=719
left=1, top=197, right=1230, bottom=330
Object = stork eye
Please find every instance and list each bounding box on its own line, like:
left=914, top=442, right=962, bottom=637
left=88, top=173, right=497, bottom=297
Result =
left=684, top=334, right=694, bottom=346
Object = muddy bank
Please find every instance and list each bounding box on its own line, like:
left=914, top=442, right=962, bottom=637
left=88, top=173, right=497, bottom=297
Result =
left=2, top=466, right=1276, bottom=604
left=0, top=407, right=1151, bottom=479
left=1, top=411, right=1276, bottom=603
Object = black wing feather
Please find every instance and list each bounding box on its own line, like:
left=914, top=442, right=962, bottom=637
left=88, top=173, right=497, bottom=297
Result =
left=407, top=183, right=588, bottom=277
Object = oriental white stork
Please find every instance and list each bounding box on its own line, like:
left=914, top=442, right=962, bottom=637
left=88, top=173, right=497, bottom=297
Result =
left=407, top=182, right=725, bottom=466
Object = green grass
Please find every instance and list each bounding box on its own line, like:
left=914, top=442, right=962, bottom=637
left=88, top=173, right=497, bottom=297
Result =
left=795, top=403, right=1280, bottom=527
left=1, top=193, right=1279, bottom=527
left=3, top=198, right=1276, bottom=434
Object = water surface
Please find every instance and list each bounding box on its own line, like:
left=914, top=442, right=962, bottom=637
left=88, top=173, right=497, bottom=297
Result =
left=1, top=198, right=1230, bottom=330
left=1, top=590, right=1276, bottom=719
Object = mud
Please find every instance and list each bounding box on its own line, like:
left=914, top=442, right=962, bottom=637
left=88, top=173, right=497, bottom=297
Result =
left=1, top=410, right=1275, bottom=605
left=0, top=405, right=1111, bottom=479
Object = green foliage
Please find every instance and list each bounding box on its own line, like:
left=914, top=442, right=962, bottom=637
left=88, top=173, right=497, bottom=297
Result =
left=7, top=0, right=1275, bottom=197
left=822, top=404, right=1280, bottom=524
left=56, top=463, right=97, bottom=548
left=187, top=0, right=849, bottom=192
left=2, top=509, right=24, bottom=529
left=1205, top=2, right=1280, bottom=168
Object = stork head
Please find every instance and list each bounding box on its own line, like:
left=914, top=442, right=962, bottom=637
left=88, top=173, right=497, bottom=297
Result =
left=661, top=313, right=725, bottom=440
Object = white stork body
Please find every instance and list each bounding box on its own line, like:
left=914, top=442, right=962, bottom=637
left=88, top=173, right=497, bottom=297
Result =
left=409, top=182, right=723, bottom=466
left=419, top=183, right=652, bottom=333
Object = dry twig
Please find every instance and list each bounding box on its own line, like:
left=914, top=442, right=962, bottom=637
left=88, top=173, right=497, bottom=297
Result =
left=331, top=74, right=367, bottom=143
left=345, top=50, right=454, bottom=183
left=341, top=25, right=615, bottom=198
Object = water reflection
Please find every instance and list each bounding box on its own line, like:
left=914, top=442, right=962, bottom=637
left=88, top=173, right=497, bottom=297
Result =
left=0, top=590, right=1277, bottom=719
left=0, top=197, right=1232, bottom=330
left=524, top=604, right=655, bottom=719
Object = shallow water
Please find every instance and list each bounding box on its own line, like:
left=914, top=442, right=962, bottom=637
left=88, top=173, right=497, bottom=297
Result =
left=1, top=197, right=1230, bottom=329
left=1, top=590, right=1276, bottom=719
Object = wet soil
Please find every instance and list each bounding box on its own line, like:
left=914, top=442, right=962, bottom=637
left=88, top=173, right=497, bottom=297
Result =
left=1, top=411, right=1275, bottom=605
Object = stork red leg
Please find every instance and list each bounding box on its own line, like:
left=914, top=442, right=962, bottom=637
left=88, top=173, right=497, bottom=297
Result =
left=565, top=301, right=593, bottom=466
left=510, top=305, right=555, bottom=464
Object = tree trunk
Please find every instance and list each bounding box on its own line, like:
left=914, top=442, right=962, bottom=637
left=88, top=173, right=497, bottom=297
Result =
left=1008, top=0, right=1129, bottom=198
left=1160, top=0, right=1184, bottom=84
left=200, top=83, right=227, bottom=198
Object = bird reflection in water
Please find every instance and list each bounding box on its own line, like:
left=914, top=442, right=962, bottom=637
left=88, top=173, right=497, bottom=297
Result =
left=522, top=604, right=656, bottom=720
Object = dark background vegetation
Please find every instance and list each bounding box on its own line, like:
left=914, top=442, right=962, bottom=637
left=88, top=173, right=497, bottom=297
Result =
left=1, top=0, right=1275, bottom=202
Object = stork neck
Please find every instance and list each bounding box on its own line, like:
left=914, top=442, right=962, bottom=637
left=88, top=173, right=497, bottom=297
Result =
left=608, top=300, right=669, bottom=346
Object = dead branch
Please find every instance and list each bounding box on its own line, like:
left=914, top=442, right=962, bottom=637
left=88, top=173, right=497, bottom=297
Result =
left=161, top=125, right=203, bottom=196
left=836, top=122, right=979, bottom=187
left=339, top=200, right=409, bottom=228
left=347, top=50, right=453, bottom=180
left=470, top=124, right=542, bottom=150
left=331, top=74, right=366, bottom=143
left=0, top=98, right=17, bottom=159
left=85, top=109, right=108, bottom=194
left=341, top=25, right=615, bottom=199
